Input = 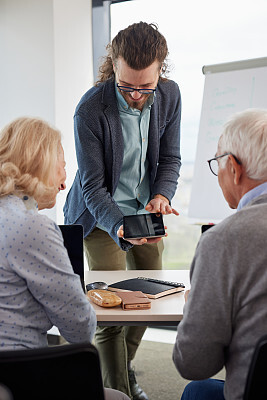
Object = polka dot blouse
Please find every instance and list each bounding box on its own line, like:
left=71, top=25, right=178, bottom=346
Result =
left=0, top=195, right=96, bottom=350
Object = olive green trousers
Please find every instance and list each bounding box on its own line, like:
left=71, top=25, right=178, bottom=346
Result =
left=84, top=228, right=164, bottom=397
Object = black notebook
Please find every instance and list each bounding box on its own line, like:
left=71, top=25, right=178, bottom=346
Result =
left=108, top=277, right=185, bottom=299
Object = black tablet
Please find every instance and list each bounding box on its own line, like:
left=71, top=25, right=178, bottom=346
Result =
left=123, top=213, right=165, bottom=239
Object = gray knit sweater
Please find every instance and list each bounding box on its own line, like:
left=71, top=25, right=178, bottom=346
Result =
left=173, top=194, right=267, bottom=400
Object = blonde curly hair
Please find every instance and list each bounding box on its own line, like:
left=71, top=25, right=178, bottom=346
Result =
left=0, top=117, right=61, bottom=203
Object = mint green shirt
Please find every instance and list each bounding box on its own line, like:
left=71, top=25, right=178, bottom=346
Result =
left=113, top=83, right=154, bottom=215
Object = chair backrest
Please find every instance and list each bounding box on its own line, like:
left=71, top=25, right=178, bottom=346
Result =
left=0, top=342, right=105, bottom=400
left=58, top=224, right=85, bottom=292
left=243, top=335, right=267, bottom=400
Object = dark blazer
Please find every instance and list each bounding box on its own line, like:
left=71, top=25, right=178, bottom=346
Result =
left=64, top=78, right=181, bottom=250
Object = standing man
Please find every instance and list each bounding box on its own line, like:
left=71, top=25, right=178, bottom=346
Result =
left=173, top=109, right=267, bottom=400
left=64, top=22, right=181, bottom=400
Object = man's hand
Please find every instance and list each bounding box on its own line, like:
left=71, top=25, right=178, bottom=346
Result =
left=145, top=194, right=179, bottom=215
left=117, top=225, right=167, bottom=246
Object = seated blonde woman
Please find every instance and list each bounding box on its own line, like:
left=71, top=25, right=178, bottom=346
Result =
left=0, top=117, right=130, bottom=400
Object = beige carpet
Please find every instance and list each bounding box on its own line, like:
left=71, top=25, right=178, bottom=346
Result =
left=132, top=339, right=225, bottom=400
left=49, top=333, right=225, bottom=399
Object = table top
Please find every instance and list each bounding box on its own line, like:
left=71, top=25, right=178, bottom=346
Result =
left=84, top=269, right=190, bottom=326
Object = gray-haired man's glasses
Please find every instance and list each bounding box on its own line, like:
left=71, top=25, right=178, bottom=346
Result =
left=117, top=83, right=156, bottom=94
left=207, top=153, right=242, bottom=176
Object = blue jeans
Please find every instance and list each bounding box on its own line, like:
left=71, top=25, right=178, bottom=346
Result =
left=181, top=379, right=225, bottom=400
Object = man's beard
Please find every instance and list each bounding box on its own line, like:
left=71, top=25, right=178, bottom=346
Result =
left=121, top=92, right=151, bottom=111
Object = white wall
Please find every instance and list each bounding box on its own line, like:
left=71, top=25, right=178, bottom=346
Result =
left=0, top=0, right=55, bottom=125
left=53, top=0, right=94, bottom=223
left=0, top=0, right=94, bottom=223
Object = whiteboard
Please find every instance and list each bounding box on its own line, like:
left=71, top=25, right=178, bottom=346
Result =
left=188, top=57, right=267, bottom=223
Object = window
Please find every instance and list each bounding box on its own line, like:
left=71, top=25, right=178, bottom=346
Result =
left=111, top=0, right=267, bottom=269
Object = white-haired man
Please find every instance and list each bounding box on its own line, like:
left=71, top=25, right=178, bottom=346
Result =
left=173, top=108, right=267, bottom=400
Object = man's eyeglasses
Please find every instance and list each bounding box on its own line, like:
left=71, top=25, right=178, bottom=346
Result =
left=207, top=153, right=242, bottom=176
left=117, top=83, right=156, bottom=94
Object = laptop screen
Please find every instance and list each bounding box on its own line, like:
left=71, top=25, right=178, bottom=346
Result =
left=58, top=224, right=85, bottom=293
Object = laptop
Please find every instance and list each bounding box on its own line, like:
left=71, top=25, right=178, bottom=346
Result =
left=58, top=224, right=85, bottom=293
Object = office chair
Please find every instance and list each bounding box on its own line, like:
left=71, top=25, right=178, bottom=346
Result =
left=0, top=342, right=105, bottom=400
left=243, top=334, right=267, bottom=400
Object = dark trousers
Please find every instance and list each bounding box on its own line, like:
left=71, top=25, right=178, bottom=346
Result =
left=84, top=228, right=164, bottom=397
